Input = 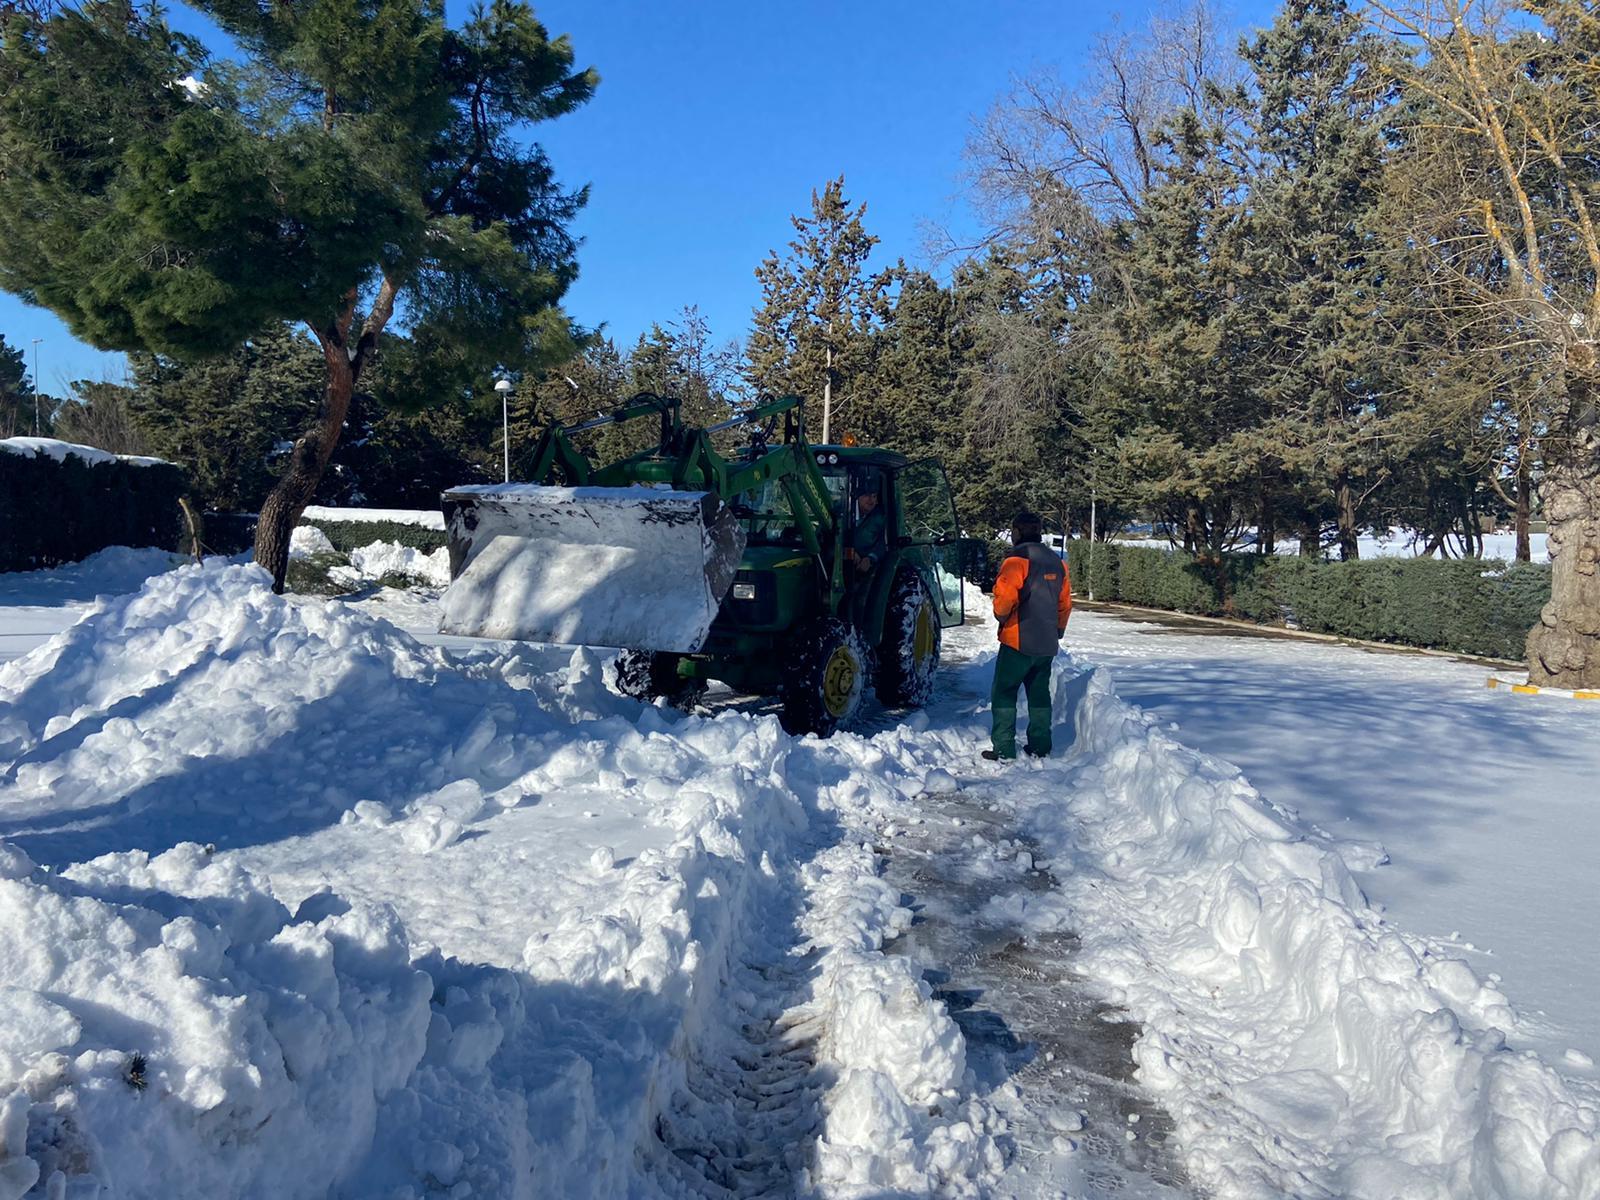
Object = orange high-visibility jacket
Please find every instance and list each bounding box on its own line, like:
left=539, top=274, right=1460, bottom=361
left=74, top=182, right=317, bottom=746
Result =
left=993, top=543, right=1072, bottom=654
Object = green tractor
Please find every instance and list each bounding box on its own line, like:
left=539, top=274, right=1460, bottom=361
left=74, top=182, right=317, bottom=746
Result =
left=437, top=393, right=982, bottom=735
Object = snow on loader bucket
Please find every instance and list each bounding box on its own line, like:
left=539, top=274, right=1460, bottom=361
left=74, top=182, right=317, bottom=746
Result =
left=437, top=484, right=747, bottom=652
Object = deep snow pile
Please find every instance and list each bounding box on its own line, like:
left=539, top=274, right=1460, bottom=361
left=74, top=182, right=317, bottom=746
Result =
left=0, top=562, right=994, bottom=1198
left=1003, top=662, right=1600, bottom=1198
left=0, top=547, right=188, bottom=610
left=4, top=556, right=1598, bottom=1197
left=0, top=548, right=191, bottom=670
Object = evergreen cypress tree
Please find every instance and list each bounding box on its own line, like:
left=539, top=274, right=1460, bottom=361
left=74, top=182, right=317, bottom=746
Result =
left=0, top=333, right=31, bottom=438
left=126, top=325, right=325, bottom=510
left=859, top=270, right=963, bottom=458
left=748, top=177, right=896, bottom=442
left=1243, top=0, right=1393, bottom=559
left=1099, top=105, right=1265, bottom=564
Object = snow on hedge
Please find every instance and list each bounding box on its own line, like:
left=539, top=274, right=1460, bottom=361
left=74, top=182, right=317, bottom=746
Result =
left=288, top=527, right=451, bottom=588
left=301, top=505, right=444, bottom=530
left=0, top=437, right=168, bottom=468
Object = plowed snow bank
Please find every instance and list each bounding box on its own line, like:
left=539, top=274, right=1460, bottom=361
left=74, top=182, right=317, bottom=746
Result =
left=1009, top=662, right=1600, bottom=1198
left=0, top=563, right=991, bottom=1198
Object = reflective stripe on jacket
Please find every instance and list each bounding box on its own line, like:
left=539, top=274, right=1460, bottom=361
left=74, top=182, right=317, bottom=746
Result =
left=993, top=542, right=1072, bottom=655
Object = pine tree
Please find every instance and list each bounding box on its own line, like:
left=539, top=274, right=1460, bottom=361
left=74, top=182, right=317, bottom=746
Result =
left=1097, top=105, right=1266, bottom=565
left=0, top=0, right=594, bottom=588
left=748, top=177, right=896, bottom=442
left=0, top=333, right=30, bottom=438
left=946, top=242, right=1082, bottom=537
left=126, top=326, right=325, bottom=510
left=857, top=270, right=963, bottom=458
left=1243, top=0, right=1393, bottom=560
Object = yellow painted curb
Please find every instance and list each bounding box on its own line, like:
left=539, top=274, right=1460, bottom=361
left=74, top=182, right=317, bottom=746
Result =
left=1486, top=676, right=1600, bottom=701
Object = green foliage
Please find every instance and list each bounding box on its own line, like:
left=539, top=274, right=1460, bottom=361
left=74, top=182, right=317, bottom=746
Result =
left=748, top=176, right=896, bottom=436
left=0, top=333, right=32, bottom=437
left=0, top=0, right=594, bottom=580
left=124, top=323, right=501, bottom=510
left=285, top=549, right=357, bottom=597
left=1241, top=0, right=1396, bottom=558
left=52, top=380, right=151, bottom=456
left=1094, top=103, right=1266, bottom=555
left=301, top=518, right=445, bottom=553
left=336, top=387, right=498, bottom=508
left=126, top=326, right=324, bottom=510
left=0, top=445, right=185, bottom=570
left=0, top=0, right=594, bottom=364
left=1069, top=539, right=1550, bottom=659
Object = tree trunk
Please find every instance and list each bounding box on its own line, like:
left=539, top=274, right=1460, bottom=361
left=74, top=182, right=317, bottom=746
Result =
left=254, top=339, right=356, bottom=592
left=1184, top=504, right=1202, bottom=556
left=1515, top=455, right=1532, bottom=563
left=1336, top=471, right=1359, bottom=561
left=1526, top=420, right=1600, bottom=687
left=1299, top=515, right=1318, bottom=559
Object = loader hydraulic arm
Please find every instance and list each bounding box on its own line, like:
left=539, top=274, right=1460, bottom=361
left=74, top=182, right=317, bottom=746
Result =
left=441, top=392, right=851, bottom=652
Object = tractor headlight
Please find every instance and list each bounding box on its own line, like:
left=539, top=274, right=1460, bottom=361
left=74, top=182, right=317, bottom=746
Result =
left=732, top=582, right=757, bottom=601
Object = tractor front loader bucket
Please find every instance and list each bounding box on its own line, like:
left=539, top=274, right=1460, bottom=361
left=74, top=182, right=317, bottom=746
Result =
left=437, top=484, right=747, bottom=652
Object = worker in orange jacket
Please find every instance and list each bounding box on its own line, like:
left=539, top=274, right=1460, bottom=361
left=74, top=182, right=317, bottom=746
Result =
left=985, top=511, right=1072, bottom=761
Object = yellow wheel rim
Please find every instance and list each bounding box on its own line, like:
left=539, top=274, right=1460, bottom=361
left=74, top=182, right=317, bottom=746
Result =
left=822, top=644, right=859, bottom=718
left=913, top=603, right=937, bottom=666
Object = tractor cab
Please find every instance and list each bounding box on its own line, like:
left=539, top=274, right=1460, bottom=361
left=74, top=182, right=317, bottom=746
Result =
left=692, top=444, right=968, bottom=725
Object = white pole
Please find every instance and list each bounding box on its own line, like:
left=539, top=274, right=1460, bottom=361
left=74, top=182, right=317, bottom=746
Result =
left=1088, top=487, right=1097, bottom=602
left=31, top=339, right=42, bottom=435
left=822, top=345, right=833, bottom=445
left=495, top=378, right=513, bottom=483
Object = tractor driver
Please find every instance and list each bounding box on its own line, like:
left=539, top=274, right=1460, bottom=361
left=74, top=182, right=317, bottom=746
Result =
left=845, top=471, right=888, bottom=578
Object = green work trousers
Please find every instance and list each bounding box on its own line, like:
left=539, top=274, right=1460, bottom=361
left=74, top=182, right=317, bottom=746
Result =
left=990, top=644, right=1054, bottom=758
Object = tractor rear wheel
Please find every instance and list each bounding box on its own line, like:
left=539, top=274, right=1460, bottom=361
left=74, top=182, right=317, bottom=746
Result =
left=779, top=618, right=866, bottom=736
left=875, top=570, right=941, bottom=708
left=613, top=650, right=705, bottom=710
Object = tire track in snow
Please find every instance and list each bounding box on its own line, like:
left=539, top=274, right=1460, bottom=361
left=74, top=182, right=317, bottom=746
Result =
left=641, top=938, right=827, bottom=1198
left=881, top=788, right=1196, bottom=1199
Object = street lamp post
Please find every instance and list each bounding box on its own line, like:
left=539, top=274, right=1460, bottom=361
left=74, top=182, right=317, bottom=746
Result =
left=495, top=378, right=512, bottom=483
left=1088, top=485, right=1097, bottom=602
left=30, top=339, right=42, bottom=436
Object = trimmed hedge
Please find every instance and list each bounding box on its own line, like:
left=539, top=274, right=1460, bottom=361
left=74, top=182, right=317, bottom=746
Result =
left=300, top=518, right=446, bottom=553
left=1064, top=539, right=1549, bottom=661
left=1, top=445, right=186, bottom=571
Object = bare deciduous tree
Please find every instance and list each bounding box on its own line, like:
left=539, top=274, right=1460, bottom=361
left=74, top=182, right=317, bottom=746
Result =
left=962, top=0, right=1243, bottom=247
left=1374, top=0, right=1600, bottom=686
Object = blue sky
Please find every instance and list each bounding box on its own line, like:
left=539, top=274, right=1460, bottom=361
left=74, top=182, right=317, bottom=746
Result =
left=1, top=0, right=1279, bottom=391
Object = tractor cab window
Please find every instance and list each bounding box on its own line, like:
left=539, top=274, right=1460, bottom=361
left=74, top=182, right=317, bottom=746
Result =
left=901, top=459, right=964, bottom=623
left=738, top=478, right=801, bottom=545
left=816, top=460, right=881, bottom=511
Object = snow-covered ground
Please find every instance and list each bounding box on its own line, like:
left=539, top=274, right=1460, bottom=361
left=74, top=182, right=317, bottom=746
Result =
left=1067, top=606, right=1600, bottom=1073
left=1, top=552, right=1597, bottom=1198
left=0, top=547, right=188, bottom=667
